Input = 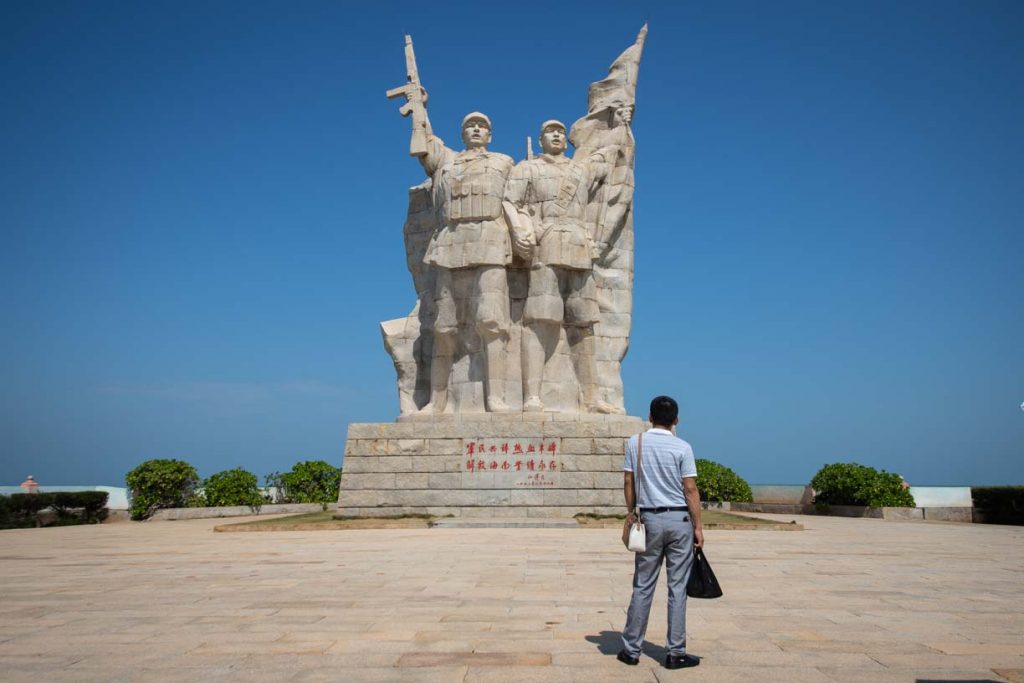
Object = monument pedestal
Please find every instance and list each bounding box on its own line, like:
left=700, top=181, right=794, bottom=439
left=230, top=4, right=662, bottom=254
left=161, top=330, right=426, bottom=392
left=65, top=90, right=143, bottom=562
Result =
left=338, top=414, right=645, bottom=518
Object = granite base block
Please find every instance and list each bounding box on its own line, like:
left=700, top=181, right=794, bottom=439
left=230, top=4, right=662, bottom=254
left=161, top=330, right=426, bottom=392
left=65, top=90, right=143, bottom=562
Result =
left=337, top=415, right=645, bottom=519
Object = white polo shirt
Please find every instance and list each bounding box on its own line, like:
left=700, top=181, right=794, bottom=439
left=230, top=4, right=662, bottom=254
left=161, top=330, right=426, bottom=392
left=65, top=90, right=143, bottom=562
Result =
left=622, top=427, right=698, bottom=508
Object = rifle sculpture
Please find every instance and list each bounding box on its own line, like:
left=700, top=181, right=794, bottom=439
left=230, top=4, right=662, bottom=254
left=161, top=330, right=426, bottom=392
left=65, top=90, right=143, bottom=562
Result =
left=385, top=35, right=430, bottom=156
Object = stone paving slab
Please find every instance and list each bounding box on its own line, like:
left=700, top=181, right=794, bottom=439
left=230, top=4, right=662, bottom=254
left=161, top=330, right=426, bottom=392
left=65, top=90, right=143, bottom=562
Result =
left=0, top=514, right=1022, bottom=682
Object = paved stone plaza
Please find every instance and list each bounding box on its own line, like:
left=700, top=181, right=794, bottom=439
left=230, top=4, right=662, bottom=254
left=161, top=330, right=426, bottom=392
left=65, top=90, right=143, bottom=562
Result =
left=1, top=514, right=1022, bottom=682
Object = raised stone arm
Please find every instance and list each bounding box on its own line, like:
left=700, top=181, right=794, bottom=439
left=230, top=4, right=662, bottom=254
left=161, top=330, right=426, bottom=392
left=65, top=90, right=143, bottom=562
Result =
left=385, top=34, right=453, bottom=176
left=395, top=85, right=454, bottom=178
left=580, top=142, right=622, bottom=194
left=417, top=132, right=454, bottom=178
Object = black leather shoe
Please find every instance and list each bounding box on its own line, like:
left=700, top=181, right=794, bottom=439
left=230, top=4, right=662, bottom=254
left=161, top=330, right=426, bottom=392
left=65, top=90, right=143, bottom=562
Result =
left=617, top=650, right=640, bottom=666
left=664, top=653, right=700, bottom=669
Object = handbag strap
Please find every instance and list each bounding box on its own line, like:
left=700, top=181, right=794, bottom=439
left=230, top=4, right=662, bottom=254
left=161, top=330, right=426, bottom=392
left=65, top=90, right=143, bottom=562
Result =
left=634, top=432, right=644, bottom=516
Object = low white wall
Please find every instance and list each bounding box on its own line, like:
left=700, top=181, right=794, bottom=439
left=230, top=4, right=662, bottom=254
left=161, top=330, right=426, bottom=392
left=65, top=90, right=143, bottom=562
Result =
left=908, top=486, right=973, bottom=508
left=750, top=485, right=813, bottom=505
left=750, top=484, right=973, bottom=510
left=150, top=503, right=324, bottom=521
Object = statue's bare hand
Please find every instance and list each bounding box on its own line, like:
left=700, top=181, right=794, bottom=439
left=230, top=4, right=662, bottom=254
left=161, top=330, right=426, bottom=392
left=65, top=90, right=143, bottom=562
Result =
left=512, top=230, right=536, bottom=260
left=405, top=86, right=428, bottom=105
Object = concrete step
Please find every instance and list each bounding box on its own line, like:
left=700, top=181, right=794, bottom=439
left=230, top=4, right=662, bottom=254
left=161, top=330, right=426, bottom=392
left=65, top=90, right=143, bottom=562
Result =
left=431, top=518, right=580, bottom=528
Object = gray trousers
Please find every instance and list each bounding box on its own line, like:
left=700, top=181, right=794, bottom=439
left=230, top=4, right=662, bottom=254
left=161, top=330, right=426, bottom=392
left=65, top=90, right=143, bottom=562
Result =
left=621, top=510, right=695, bottom=656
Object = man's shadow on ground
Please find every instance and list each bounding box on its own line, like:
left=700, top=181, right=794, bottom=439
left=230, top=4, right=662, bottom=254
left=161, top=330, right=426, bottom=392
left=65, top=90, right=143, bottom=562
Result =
left=586, top=633, right=1000, bottom=681
left=586, top=630, right=669, bottom=661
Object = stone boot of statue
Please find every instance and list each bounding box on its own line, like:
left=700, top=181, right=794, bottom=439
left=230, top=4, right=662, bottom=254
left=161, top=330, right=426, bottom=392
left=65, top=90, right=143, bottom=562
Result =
left=418, top=328, right=456, bottom=414
left=482, top=330, right=511, bottom=412
left=568, top=326, right=622, bottom=414
left=521, top=320, right=556, bottom=412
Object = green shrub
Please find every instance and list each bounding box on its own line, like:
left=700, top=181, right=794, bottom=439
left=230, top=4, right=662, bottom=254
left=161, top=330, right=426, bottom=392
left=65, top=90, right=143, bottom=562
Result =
left=186, top=492, right=208, bottom=507
left=810, top=462, right=914, bottom=508
left=125, top=459, right=200, bottom=520
left=202, top=468, right=263, bottom=509
left=972, top=486, right=1024, bottom=526
left=0, top=492, right=110, bottom=528
left=269, top=460, right=342, bottom=510
left=49, top=492, right=77, bottom=518
left=77, top=491, right=110, bottom=523
left=1, top=493, right=56, bottom=528
left=695, top=459, right=753, bottom=502
left=51, top=491, right=109, bottom=524
left=1, top=494, right=36, bottom=528
left=11, top=492, right=55, bottom=516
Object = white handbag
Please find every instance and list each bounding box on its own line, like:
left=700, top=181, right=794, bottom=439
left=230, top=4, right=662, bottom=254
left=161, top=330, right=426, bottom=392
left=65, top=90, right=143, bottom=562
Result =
left=623, top=433, right=647, bottom=553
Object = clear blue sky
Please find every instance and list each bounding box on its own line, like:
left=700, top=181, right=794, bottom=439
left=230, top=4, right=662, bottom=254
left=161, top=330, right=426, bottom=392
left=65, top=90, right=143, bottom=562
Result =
left=2, top=0, right=1021, bottom=488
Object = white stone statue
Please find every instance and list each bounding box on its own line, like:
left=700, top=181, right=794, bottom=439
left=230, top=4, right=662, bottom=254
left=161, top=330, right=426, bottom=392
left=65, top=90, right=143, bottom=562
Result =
left=571, top=25, right=646, bottom=414
left=502, top=121, right=621, bottom=414
left=380, top=27, right=646, bottom=417
left=414, top=112, right=515, bottom=414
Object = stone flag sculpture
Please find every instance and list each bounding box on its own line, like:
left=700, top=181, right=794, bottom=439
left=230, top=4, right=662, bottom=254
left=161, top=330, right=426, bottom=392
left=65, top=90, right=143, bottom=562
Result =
left=381, top=26, right=646, bottom=417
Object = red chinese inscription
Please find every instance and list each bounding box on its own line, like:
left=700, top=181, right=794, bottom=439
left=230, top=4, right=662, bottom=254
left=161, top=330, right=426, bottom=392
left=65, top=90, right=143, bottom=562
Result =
left=463, top=439, right=561, bottom=477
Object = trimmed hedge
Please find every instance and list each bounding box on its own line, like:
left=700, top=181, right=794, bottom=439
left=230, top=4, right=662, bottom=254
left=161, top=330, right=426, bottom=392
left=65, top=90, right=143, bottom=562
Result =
left=972, top=486, right=1024, bottom=526
left=0, top=491, right=109, bottom=528
left=9, top=492, right=54, bottom=516
left=51, top=491, right=109, bottom=524
left=1, top=493, right=54, bottom=528
left=126, top=459, right=200, bottom=520
left=695, top=459, right=753, bottom=503
left=811, top=462, right=914, bottom=508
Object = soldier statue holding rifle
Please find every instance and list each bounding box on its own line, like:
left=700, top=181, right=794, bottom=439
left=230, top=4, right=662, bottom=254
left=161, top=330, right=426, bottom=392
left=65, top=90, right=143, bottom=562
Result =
left=388, top=36, right=514, bottom=414
left=382, top=28, right=644, bottom=415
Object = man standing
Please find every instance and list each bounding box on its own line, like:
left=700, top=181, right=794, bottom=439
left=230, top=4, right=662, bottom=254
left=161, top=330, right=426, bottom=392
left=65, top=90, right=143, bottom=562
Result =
left=502, top=120, right=619, bottom=414
left=409, top=108, right=515, bottom=413
left=618, top=395, right=703, bottom=669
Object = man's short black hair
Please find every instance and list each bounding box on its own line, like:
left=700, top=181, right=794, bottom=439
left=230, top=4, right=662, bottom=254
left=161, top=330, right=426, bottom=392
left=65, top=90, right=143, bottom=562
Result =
left=649, top=395, right=679, bottom=426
